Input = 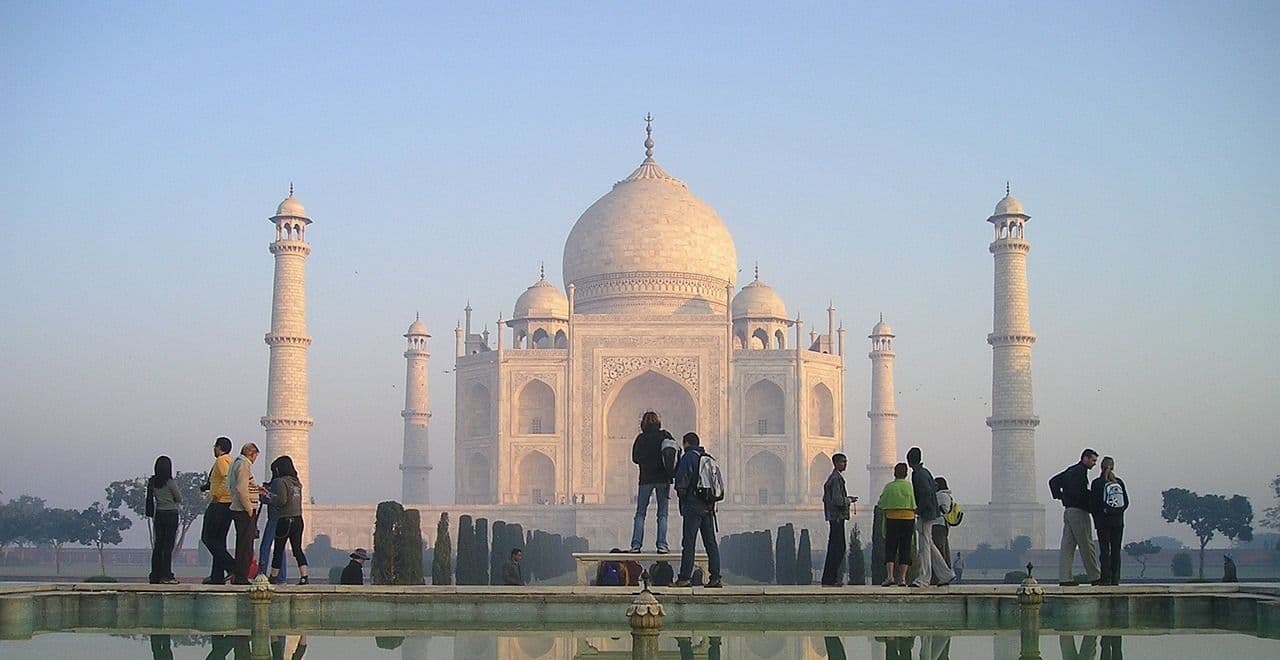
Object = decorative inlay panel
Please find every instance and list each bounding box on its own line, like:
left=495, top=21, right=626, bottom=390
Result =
left=600, top=356, right=699, bottom=394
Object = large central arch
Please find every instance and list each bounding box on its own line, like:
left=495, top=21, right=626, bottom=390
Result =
left=604, top=370, right=696, bottom=504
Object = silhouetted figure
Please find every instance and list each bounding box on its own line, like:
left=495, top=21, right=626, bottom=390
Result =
left=1059, top=635, right=1099, bottom=660
left=1223, top=555, right=1238, bottom=582
left=150, top=634, right=173, bottom=660
left=1100, top=635, right=1123, bottom=660
left=824, top=636, right=848, bottom=660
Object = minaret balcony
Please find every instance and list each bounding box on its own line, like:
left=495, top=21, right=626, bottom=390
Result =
left=264, top=333, right=313, bottom=347
left=987, top=332, right=1037, bottom=346
left=269, top=241, right=312, bottom=256
left=401, top=410, right=432, bottom=421
left=260, top=416, right=315, bottom=430
left=985, top=416, right=1041, bottom=429
left=989, top=239, right=1031, bottom=254
left=867, top=411, right=899, bottom=419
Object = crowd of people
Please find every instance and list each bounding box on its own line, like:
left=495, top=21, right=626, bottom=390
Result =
left=145, top=420, right=1130, bottom=590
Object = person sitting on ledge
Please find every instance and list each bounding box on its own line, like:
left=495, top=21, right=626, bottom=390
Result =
left=502, top=547, right=527, bottom=585
left=340, top=548, right=368, bottom=585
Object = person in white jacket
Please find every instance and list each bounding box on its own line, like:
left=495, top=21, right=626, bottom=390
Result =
left=227, top=443, right=261, bottom=584
left=932, top=476, right=955, bottom=581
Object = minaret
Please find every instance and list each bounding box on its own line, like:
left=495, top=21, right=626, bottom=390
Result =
left=262, top=186, right=314, bottom=499
left=867, top=315, right=897, bottom=501
left=401, top=315, right=432, bottom=504
left=986, top=185, right=1043, bottom=544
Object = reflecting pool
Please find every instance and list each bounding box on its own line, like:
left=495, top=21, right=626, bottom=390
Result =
left=3, top=630, right=1279, bottom=659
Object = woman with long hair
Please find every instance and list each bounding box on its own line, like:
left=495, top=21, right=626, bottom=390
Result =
left=1090, top=456, right=1129, bottom=585
left=146, top=455, right=182, bottom=584
left=267, top=455, right=309, bottom=584
left=258, top=458, right=287, bottom=583
left=630, top=410, right=677, bottom=553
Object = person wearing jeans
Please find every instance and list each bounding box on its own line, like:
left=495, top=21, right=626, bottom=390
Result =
left=630, top=411, right=677, bottom=553
left=672, top=433, right=721, bottom=587
left=907, top=447, right=954, bottom=587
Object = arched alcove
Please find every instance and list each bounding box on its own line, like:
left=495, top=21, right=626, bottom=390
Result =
left=774, top=329, right=786, bottom=349
left=744, top=379, right=785, bottom=435
left=531, top=328, right=550, bottom=349
left=605, top=370, right=696, bottom=504
left=809, top=453, right=830, bottom=502
left=467, top=452, right=491, bottom=503
left=810, top=383, right=835, bottom=437
left=554, top=330, right=568, bottom=348
left=745, top=451, right=785, bottom=505
left=751, top=328, right=770, bottom=350
left=518, top=450, right=555, bottom=504
left=517, top=379, right=555, bottom=434
left=466, top=383, right=492, bottom=438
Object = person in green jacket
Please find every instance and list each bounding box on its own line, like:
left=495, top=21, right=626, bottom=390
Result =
left=876, top=463, right=917, bottom=586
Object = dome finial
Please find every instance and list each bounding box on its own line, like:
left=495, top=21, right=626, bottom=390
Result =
left=416, top=311, right=420, bottom=321
left=880, top=312, right=884, bottom=322
left=644, top=112, right=655, bottom=160
left=1006, top=180, right=1011, bottom=197
left=289, top=181, right=294, bottom=197
left=539, top=261, right=545, bottom=280
left=754, top=262, right=759, bottom=281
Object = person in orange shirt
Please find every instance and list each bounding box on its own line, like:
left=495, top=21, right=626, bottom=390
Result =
left=200, top=437, right=235, bottom=584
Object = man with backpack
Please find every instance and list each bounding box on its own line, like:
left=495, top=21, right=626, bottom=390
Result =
left=672, top=432, right=722, bottom=588
left=907, top=447, right=954, bottom=587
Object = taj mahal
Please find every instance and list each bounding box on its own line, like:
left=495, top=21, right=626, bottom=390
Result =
left=259, top=119, right=1046, bottom=554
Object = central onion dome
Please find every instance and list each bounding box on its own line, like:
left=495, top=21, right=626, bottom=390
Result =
left=562, top=119, right=738, bottom=314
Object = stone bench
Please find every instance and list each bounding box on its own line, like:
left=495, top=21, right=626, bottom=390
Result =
left=571, top=552, right=707, bottom=586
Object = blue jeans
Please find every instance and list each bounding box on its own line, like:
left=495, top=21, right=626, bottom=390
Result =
left=678, top=508, right=721, bottom=581
left=258, top=516, right=286, bottom=580
left=630, top=483, right=670, bottom=551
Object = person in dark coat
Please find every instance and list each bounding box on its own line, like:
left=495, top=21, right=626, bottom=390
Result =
left=1089, top=456, right=1129, bottom=585
left=821, top=453, right=855, bottom=586
left=502, top=547, right=527, bottom=585
left=340, top=548, right=368, bottom=585
left=673, top=432, right=722, bottom=587
left=630, top=411, right=675, bottom=553
left=1051, top=448, right=1102, bottom=585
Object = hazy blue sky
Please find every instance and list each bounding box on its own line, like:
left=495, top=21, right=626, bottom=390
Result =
left=2, top=2, right=1277, bottom=547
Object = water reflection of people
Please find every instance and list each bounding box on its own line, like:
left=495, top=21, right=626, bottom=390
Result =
left=823, top=636, right=847, bottom=660
left=919, top=635, right=952, bottom=660
left=1100, top=635, right=1123, bottom=660
left=878, top=635, right=914, bottom=660
left=271, top=634, right=308, bottom=659
left=150, top=634, right=173, bottom=660
left=206, top=634, right=251, bottom=659
left=1059, top=635, right=1098, bottom=660
left=676, top=636, right=721, bottom=660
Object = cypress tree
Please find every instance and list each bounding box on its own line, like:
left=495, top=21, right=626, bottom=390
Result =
left=432, top=512, right=452, bottom=585
left=760, top=529, right=775, bottom=583
left=871, top=506, right=887, bottom=585
left=796, top=528, right=813, bottom=585
left=398, top=508, right=425, bottom=585
left=372, top=501, right=404, bottom=585
left=456, top=515, right=475, bottom=585
left=474, top=517, right=490, bottom=585
left=489, top=520, right=507, bottom=584
left=775, top=523, right=796, bottom=584
left=848, top=523, right=866, bottom=585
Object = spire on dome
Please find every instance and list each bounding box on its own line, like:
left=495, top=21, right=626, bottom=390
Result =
left=644, top=112, right=654, bottom=160
left=754, top=262, right=759, bottom=281
left=539, top=261, right=545, bottom=280
left=1006, top=181, right=1010, bottom=196
left=289, top=181, right=294, bottom=197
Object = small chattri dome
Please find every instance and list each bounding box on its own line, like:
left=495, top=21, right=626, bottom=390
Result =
left=732, top=276, right=788, bottom=320
left=406, top=318, right=429, bottom=336
left=273, top=192, right=310, bottom=221
left=870, top=317, right=894, bottom=337
left=990, top=192, right=1029, bottom=220
left=513, top=276, right=569, bottom=320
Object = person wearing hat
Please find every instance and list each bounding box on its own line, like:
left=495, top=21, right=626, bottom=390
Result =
left=341, top=549, right=369, bottom=585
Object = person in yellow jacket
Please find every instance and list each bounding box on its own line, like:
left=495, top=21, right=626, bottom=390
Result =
left=876, top=462, right=917, bottom=587
left=200, top=437, right=235, bottom=584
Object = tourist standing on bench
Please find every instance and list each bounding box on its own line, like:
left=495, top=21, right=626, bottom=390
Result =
left=630, top=411, right=676, bottom=553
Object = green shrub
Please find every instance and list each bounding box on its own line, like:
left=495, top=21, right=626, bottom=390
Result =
left=1172, top=551, right=1194, bottom=577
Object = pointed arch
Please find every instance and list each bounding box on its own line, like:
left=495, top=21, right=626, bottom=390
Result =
left=810, top=383, right=835, bottom=437
left=517, top=378, right=555, bottom=434
left=809, top=453, right=830, bottom=502
left=466, top=383, right=492, bottom=438
left=518, top=450, right=556, bottom=504
left=554, top=330, right=568, bottom=348
left=605, top=370, right=696, bottom=504
left=466, top=452, right=491, bottom=503
left=775, top=329, right=786, bottom=349
left=751, top=327, right=769, bottom=350
left=745, top=451, right=785, bottom=505
left=531, top=328, right=551, bottom=349
left=744, top=378, right=785, bottom=435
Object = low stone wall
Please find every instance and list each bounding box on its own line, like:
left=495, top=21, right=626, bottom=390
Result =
left=2, top=583, right=1277, bottom=640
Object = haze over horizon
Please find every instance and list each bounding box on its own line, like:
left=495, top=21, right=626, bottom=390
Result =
left=2, top=2, right=1277, bottom=548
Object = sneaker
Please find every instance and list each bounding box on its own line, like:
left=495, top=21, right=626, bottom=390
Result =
left=880, top=579, right=895, bottom=587
left=297, top=577, right=309, bottom=585
left=628, top=548, right=643, bottom=553
left=656, top=547, right=669, bottom=554
left=703, top=578, right=723, bottom=588
left=896, top=581, right=908, bottom=587
left=673, top=578, right=692, bottom=587
left=909, top=581, right=926, bottom=588
left=162, top=578, right=180, bottom=585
